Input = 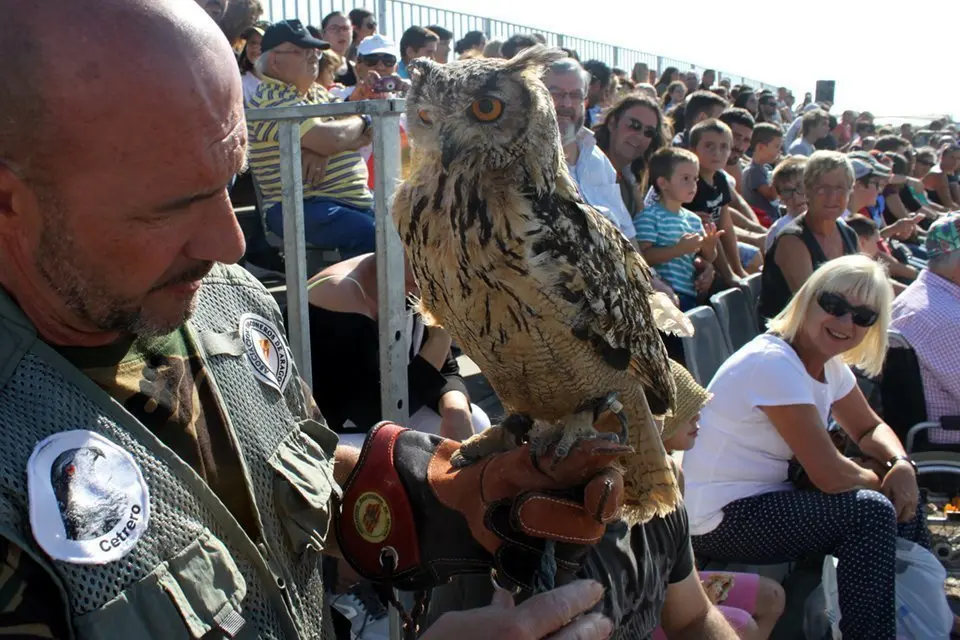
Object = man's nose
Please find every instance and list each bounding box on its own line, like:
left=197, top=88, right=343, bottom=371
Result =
left=184, top=195, right=246, bottom=266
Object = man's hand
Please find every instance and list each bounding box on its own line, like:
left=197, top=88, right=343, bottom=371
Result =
left=888, top=217, right=918, bottom=241
left=694, top=262, right=715, bottom=295
left=301, top=150, right=329, bottom=185
left=422, top=580, right=612, bottom=640
left=882, top=461, right=919, bottom=522
left=335, top=423, right=626, bottom=592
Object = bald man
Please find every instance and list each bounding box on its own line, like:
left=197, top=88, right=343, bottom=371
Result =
left=0, top=1, right=624, bottom=637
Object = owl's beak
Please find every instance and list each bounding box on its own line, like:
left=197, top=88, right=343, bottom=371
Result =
left=440, top=136, right=459, bottom=171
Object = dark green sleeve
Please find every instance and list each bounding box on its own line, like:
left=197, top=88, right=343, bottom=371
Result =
left=0, top=537, right=70, bottom=638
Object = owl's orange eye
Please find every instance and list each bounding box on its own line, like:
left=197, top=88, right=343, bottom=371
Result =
left=470, top=97, right=504, bottom=122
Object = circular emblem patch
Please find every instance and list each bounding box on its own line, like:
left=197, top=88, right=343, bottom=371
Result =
left=27, top=430, right=150, bottom=565
left=239, top=313, right=291, bottom=393
left=353, top=491, right=391, bottom=543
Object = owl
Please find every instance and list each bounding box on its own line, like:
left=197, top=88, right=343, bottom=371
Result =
left=393, top=46, right=689, bottom=523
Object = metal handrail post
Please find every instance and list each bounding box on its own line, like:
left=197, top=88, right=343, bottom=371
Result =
left=277, top=121, right=312, bottom=388
left=373, top=106, right=410, bottom=427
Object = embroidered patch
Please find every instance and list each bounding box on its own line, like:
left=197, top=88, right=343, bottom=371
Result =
left=27, top=430, right=150, bottom=565
left=354, top=491, right=391, bottom=543
left=239, top=313, right=291, bottom=393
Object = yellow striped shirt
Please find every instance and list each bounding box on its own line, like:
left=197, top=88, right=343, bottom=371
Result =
left=247, top=77, right=373, bottom=210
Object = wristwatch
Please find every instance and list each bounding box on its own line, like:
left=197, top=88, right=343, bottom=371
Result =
left=886, top=455, right=918, bottom=473
left=358, top=114, right=373, bottom=134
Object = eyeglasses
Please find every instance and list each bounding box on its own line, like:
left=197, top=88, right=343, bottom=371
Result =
left=816, top=292, right=879, bottom=328
left=548, top=87, right=586, bottom=103
left=778, top=186, right=805, bottom=199
left=358, top=53, right=397, bottom=67
left=363, top=20, right=377, bottom=29
left=626, top=120, right=657, bottom=138
left=812, top=184, right=852, bottom=197
left=274, top=48, right=322, bottom=60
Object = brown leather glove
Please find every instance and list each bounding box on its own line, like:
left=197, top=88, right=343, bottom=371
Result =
left=335, top=422, right=626, bottom=593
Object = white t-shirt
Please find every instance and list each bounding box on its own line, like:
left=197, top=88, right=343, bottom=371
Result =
left=683, top=333, right=857, bottom=536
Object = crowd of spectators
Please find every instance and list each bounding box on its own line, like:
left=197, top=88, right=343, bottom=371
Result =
left=223, top=7, right=960, bottom=639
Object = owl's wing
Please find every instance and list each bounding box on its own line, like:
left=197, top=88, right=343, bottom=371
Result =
left=528, top=193, right=678, bottom=414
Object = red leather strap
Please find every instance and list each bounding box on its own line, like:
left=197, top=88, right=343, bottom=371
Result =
left=337, top=422, right=421, bottom=580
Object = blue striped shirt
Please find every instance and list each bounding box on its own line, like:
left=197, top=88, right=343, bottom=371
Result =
left=634, top=202, right=704, bottom=297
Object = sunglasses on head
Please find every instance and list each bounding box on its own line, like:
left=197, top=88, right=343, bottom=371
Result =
left=626, top=120, right=656, bottom=138
left=359, top=53, right=397, bottom=66
left=816, top=292, right=879, bottom=327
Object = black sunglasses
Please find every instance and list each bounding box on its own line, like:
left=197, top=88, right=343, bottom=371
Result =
left=359, top=53, right=397, bottom=66
left=816, top=292, right=879, bottom=328
left=626, top=120, right=656, bottom=138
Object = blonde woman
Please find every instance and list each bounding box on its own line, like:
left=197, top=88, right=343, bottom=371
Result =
left=683, top=255, right=926, bottom=640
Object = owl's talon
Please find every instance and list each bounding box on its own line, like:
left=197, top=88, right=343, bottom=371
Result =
left=450, top=450, right=475, bottom=468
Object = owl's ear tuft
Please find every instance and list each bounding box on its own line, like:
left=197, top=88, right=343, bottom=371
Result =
left=408, top=57, right=440, bottom=86
left=503, top=45, right=568, bottom=75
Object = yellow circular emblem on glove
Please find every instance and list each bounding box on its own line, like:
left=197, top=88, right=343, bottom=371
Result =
left=354, top=491, right=391, bottom=543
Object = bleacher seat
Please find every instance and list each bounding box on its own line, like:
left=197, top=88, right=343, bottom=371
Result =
left=739, top=272, right=763, bottom=328
left=680, top=306, right=732, bottom=386
left=710, top=288, right=758, bottom=352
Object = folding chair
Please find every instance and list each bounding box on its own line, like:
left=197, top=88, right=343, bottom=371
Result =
left=680, top=306, right=732, bottom=386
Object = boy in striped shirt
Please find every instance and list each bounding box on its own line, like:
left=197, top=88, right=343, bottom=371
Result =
left=635, top=148, right=724, bottom=310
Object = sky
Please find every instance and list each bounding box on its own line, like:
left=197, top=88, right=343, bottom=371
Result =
left=415, top=0, right=959, bottom=124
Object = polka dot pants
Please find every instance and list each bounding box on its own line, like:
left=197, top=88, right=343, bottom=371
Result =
left=692, top=489, right=930, bottom=640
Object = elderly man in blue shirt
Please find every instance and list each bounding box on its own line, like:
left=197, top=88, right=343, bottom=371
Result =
left=544, top=58, right=637, bottom=242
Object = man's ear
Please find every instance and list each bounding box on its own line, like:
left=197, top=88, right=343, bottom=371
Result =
left=0, top=161, right=40, bottom=237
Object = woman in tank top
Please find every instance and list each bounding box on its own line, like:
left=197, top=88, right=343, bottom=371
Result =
left=758, top=151, right=859, bottom=328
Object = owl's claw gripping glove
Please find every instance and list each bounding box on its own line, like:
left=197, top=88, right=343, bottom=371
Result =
left=335, top=422, right=627, bottom=593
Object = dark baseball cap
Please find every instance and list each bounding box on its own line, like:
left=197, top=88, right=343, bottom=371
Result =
left=261, top=19, right=330, bottom=52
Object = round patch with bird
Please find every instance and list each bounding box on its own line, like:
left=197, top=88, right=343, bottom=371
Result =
left=239, top=313, right=291, bottom=393
left=27, top=430, right=150, bottom=565
left=353, top=491, right=392, bottom=544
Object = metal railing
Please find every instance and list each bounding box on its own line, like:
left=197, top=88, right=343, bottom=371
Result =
left=244, top=99, right=410, bottom=426
left=245, top=98, right=410, bottom=637
left=260, top=0, right=779, bottom=91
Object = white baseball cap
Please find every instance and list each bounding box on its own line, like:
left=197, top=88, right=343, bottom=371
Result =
left=357, top=34, right=399, bottom=58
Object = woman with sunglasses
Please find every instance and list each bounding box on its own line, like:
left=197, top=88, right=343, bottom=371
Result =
left=683, top=255, right=925, bottom=640
left=595, top=95, right=672, bottom=215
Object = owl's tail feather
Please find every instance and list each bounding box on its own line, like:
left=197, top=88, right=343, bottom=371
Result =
left=649, top=292, right=694, bottom=337
left=617, top=387, right=682, bottom=526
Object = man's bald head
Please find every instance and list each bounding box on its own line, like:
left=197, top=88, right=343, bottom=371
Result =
left=0, top=0, right=246, bottom=344
left=1, top=0, right=239, bottom=186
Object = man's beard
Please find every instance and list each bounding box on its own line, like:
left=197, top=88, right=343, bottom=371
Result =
left=557, top=110, right=585, bottom=146
left=35, top=201, right=211, bottom=338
